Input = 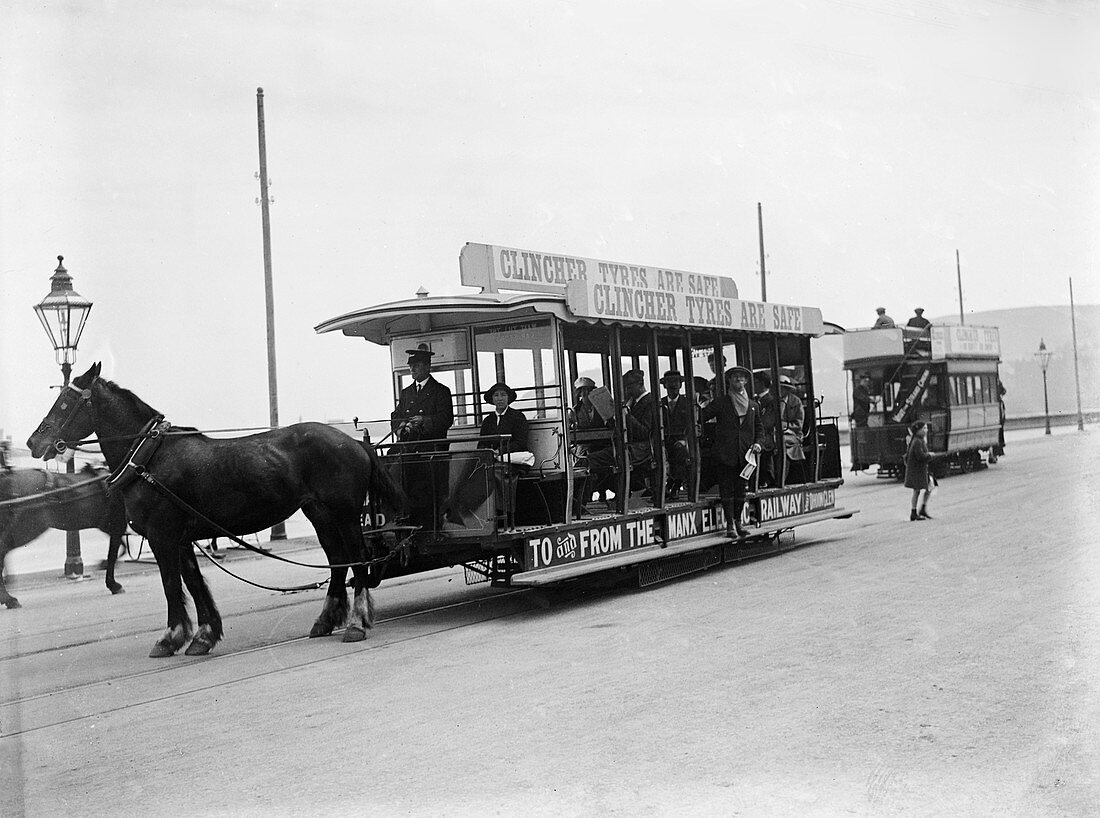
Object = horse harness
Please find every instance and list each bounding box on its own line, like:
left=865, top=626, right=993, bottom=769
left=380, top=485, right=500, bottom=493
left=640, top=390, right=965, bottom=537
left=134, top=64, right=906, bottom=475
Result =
left=98, top=412, right=416, bottom=591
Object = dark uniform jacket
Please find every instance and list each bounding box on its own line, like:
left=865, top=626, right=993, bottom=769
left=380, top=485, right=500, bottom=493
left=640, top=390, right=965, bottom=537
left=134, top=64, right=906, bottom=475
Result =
left=393, top=376, right=454, bottom=452
left=660, top=394, right=690, bottom=440
left=478, top=407, right=529, bottom=454
left=699, top=393, right=765, bottom=467
left=851, top=385, right=872, bottom=426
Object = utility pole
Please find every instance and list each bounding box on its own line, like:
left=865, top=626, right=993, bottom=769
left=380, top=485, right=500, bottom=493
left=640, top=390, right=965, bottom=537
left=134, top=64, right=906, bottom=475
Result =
left=757, top=203, right=767, bottom=302
left=1069, top=277, right=1085, bottom=431
left=956, top=249, right=964, bottom=325
left=257, top=87, right=286, bottom=541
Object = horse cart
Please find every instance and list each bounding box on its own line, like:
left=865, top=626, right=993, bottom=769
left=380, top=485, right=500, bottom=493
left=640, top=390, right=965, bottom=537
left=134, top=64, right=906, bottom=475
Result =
left=26, top=242, right=854, bottom=657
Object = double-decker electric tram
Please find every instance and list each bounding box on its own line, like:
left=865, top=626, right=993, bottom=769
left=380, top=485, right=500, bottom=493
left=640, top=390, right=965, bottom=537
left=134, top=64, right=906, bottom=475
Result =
left=316, top=243, right=853, bottom=589
left=843, top=322, right=1005, bottom=478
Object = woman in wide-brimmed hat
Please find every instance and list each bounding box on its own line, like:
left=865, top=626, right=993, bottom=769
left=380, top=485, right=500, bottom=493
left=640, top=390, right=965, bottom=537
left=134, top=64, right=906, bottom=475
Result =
left=478, top=382, right=528, bottom=454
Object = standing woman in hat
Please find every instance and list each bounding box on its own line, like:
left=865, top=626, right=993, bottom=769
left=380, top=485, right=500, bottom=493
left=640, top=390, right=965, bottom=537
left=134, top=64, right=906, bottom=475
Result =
left=698, top=366, right=765, bottom=538
left=392, top=343, right=454, bottom=452
left=478, top=382, right=529, bottom=456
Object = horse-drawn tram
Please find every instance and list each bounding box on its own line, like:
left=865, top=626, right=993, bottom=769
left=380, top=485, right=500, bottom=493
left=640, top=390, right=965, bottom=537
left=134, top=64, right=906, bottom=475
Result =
left=317, top=242, right=854, bottom=590
left=843, top=322, right=1005, bottom=478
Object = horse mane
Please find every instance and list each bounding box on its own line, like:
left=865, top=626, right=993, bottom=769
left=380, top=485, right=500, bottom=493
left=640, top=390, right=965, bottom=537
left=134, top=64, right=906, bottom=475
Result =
left=96, top=377, right=163, bottom=419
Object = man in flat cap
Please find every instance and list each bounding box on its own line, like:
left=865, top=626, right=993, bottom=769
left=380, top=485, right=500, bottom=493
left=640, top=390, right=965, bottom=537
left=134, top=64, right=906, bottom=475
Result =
left=906, top=307, right=931, bottom=331
left=873, top=307, right=896, bottom=328
left=392, top=343, right=454, bottom=452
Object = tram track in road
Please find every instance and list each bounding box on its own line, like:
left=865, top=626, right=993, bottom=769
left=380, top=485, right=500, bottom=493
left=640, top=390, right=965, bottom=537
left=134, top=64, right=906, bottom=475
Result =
left=2, top=585, right=537, bottom=738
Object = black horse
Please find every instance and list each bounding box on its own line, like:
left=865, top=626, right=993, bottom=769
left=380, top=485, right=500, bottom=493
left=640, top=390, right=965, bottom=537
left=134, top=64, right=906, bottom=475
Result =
left=0, top=464, right=127, bottom=609
left=27, top=363, right=405, bottom=658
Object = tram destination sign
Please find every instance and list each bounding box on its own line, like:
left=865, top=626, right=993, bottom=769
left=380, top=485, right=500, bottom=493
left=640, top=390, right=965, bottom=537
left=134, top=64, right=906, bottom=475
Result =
left=931, top=325, right=1000, bottom=359
left=459, top=241, right=738, bottom=300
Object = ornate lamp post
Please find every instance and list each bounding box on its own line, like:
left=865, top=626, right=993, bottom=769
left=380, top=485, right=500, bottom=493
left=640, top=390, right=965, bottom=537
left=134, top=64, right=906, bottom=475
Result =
left=33, top=255, right=93, bottom=578
left=1035, top=338, right=1053, bottom=436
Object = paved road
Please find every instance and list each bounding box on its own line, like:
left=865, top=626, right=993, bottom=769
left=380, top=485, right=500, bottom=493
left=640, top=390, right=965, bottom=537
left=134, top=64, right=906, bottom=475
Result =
left=1, top=429, right=1097, bottom=816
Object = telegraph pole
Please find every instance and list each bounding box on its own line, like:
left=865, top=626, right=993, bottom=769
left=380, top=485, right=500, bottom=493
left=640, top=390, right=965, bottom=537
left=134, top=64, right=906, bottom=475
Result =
left=956, top=249, right=964, bottom=324
left=757, top=203, right=767, bottom=302
left=257, top=87, right=286, bottom=541
left=1069, top=277, right=1085, bottom=431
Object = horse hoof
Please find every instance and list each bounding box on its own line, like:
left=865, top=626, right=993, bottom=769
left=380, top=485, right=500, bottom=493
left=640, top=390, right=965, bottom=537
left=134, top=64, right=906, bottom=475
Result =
left=109, top=585, right=125, bottom=595
left=309, top=622, right=334, bottom=638
left=3, top=599, right=21, bottom=610
left=342, top=626, right=366, bottom=643
left=149, top=641, right=178, bottom=658
left=185, top=637, right=213, bottom=656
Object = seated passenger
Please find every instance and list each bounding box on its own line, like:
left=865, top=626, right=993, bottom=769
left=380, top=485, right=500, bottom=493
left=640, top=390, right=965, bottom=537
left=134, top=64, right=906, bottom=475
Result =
left=906, top=307, right=931, bottom=331
left=586, top=369, right=657, bottom=499
left=446, top=382, right=529, bottom=528
left=754, top=371, right=779, bottom=489
left=873, top=307, right=896, bottom=328
left=695, top=375, right=718, bottom=492
left=659, top=370, right=690, bottom=500
left=779, top=374, right=807, bottom=483
left=479, top=382, right=530, bottom=463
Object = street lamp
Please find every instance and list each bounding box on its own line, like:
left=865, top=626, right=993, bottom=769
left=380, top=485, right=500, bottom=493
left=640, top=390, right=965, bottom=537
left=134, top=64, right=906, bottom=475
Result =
left=33, top=255, right=93, bottom=578
left=1035, top=338, right=1053, bottom=436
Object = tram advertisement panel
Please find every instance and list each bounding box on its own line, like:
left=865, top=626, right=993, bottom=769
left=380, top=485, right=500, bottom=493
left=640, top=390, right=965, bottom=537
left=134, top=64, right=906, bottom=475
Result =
left=757, top=486, right=837, bottom=524
left=566, top=278, right=824, bottom=336
left=526, top=507, right=725, bottom=570
left=460, top=241, right=737, bottom=300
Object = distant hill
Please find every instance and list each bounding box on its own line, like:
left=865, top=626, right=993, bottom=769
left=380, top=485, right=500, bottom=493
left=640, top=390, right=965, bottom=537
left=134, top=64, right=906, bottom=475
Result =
left=811, top=305, right=1100, bottom=425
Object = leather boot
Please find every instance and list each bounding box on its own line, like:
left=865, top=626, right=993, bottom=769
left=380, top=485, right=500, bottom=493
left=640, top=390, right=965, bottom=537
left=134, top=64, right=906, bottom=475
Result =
left=919, top=506, right=932, bottom=519
left=910, top=509, right=921, bottom=521
left=733, top=500, right=749, bottom=538
left=722, top=501, right=736, bottom=537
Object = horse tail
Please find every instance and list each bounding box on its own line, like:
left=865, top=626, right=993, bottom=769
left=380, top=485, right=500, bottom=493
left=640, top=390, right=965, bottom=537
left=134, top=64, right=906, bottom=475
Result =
left=360, top=440, right=406, bottom=513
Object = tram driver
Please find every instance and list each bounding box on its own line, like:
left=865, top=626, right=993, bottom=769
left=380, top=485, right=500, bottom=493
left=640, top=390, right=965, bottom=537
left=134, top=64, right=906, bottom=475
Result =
left=391, top=343, right=454, bottom=449
left=391, top=343, right=455, bottom=529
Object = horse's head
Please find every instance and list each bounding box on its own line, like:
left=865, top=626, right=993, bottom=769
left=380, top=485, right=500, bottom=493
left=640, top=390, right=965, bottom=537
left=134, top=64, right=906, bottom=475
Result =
left=27, top=362, right=102, bottom=461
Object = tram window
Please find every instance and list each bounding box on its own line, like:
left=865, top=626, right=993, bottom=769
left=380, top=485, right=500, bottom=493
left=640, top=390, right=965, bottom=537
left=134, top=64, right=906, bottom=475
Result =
left=474, top=320, right=560, bottom=420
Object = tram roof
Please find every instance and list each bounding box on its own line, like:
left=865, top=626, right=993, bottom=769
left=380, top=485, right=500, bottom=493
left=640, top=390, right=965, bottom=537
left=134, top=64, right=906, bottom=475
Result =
left=316, top=242, right=828, bottom=344
left=314, top=292, right=573, bottom=344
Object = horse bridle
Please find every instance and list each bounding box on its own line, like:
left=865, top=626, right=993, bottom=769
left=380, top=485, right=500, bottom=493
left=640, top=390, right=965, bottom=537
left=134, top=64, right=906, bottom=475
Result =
left=41, top=378, right=98, bottom=454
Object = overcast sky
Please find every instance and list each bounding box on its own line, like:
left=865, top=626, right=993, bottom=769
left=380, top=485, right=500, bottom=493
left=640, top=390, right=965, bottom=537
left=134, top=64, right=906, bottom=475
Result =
left=2, top=0, right=1097, bottom=446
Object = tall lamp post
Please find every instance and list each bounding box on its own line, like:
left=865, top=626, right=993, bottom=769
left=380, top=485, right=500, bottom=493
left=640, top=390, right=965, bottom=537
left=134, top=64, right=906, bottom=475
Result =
left=1035, top=338, right=1053, bottom=436
left=33, top=255, right=93, bottom=578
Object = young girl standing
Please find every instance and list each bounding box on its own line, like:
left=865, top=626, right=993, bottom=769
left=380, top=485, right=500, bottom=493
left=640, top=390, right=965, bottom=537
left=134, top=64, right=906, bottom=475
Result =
left=904, top=420, right=935, bottom=521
